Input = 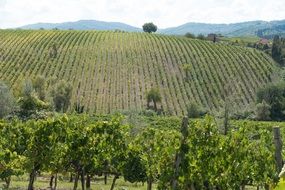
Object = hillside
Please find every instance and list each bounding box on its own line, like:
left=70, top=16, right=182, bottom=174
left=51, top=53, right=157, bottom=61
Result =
left=0, top=30, right=278, bottom=115
left=19, top=20, right=141, bottom=32
left=159, top=20, right=285, bottom=37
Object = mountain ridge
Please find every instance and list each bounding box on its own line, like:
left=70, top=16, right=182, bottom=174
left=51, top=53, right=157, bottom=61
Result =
left=17, top=19, right=285, bottom=37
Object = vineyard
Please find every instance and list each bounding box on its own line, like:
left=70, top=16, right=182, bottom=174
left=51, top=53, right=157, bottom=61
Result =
left=0, top=114, right=283, bottom=190
left=0, top=30, right=279, bottom=115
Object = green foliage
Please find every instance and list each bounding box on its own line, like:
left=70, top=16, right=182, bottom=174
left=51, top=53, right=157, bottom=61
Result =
left=146, top=88, right=162, bottom=112
left=51, top=80, right=72, bottom=112
left=255, top=100, right=271, bottom=121
left=142, top=23, right=157, bottom=33
left=272, top=35, right=284, bottom=65
left=256, top=82, right=285, bottom=120
left=32, top=76, right=46, bottom=101
left=159, top=117, right=278, bottom=189
left=123, top=150, right=147, bottom=183
left=184, top=32, right=195, bottom=39
left=0, top=115, right=282, bottom=189
left=0, top=81, right=15, bottom=118
left=197, top=34, right=206, bottom=40
left=132, top=127, right=180, bottom=189
left=186, top=102, right=205, bottom=118
left=17, top=80, right=49, bottom=119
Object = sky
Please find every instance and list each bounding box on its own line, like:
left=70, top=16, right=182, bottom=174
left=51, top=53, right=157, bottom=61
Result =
left=0, top=0, right=285, bottom=29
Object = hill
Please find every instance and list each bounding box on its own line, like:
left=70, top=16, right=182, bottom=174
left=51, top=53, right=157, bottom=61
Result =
left=0, top=30, right=278, bottom=115
left=159, top=20, right=285, bottom=37
left=18, top=19, right=285, bottom=38
left=19, top=20, right=141, bottom=32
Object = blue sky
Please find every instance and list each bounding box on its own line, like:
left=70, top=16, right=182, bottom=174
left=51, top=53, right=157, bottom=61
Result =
left=0, top=0, right=285, bottom=29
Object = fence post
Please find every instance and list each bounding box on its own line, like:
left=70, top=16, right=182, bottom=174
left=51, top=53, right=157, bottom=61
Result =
left=273, top=127, right=283, bottom=173
left=172, top=116, right=189, bottom=190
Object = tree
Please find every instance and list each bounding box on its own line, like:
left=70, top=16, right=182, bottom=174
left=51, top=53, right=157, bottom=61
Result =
left=142, top=23, right=157, bottom=33
left=197, top=34, right=206, bottom=40
left=133, top=128, right=179, bottom=190
left=123, top=150, right=147, bottom=184
left=255, top=100, right=271, bottom=121
left=256, top=82, right=285, bottom=120
left=185, top=33, right=195, bottom=39
left=0, top=82, right=15, bottom=118
left=0, top=121, right=27, bottom=188
left=146, top=88, right=162, bottom=112
left=18, top=80, right=49, bottom=118
left=272, top=35, right=282, bottom=65
left=24, top=117, right=68, bottom=190
left=186, top=102, right=204, bottom=118
left=33, top=76, right=46, bottom=101
left=17, top=80, right=49, bottom=119
left=51, top=80, right=72, bottom=112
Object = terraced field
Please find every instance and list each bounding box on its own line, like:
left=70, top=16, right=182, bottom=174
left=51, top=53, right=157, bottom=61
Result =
left=0, top=30, right=278, bottom=115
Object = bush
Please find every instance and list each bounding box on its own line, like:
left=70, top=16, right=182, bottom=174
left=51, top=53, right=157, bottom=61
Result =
left=197, top=34, right=206, bottom=40
left=0, top=81, right=15, bottom=118
left=185, top=32, right=196, bottom=39
left=186, top=102, right=205, bottom=118
left=50, top=80, right=72, bottom=112
left=255, top=100, right=271, bottom=121
left=256, top=82, right=285, bottom=120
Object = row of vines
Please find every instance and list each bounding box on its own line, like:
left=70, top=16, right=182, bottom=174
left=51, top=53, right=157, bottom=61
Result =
left=0, top=30, right=278, bottom=115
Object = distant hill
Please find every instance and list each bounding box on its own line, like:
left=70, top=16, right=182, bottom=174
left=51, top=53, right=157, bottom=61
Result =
left=0, top=30, right=278, bottom=115
left=159, top=20, right=285, bottom=38
left=18, top=19, right=285, bottom=38
left=19, top=20, right=141, bottom=32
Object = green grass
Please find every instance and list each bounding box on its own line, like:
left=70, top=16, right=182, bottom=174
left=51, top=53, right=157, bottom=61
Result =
left=1, top=176, right=150, bottom=190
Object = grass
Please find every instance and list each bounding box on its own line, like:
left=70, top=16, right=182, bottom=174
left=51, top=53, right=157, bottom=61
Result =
left=1, top=176, right=149, bottom=190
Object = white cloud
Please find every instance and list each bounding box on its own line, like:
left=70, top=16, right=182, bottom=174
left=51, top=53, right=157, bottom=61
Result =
left=0, top=0, right=285, bottom=29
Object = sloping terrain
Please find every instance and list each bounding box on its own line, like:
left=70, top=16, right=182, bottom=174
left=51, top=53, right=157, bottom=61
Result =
left=159, top=20, right=285, bottom=37
left=19, top=20, right=141, bottom=32
left=0, top=30, right=278, bottom=115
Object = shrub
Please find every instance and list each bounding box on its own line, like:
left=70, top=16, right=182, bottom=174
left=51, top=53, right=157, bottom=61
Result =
left=0, top=81, right=15, bottom=118
left=185, top=32, right=196, bottom=39
left=255, top=100, right=271, bottom=121
left=186, top=102, right=205, bottom=118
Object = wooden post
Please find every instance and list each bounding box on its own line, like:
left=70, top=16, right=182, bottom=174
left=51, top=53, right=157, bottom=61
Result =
left=273, top=127, right=283, bottom=173
left=172, top=116, right=189, bottom=190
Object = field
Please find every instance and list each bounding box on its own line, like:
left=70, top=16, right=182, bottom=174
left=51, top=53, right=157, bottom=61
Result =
left=0, top=30, right=279, bottom=115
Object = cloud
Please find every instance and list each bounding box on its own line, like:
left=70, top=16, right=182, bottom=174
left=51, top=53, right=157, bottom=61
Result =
left=0, top=0, right=285, bottom=29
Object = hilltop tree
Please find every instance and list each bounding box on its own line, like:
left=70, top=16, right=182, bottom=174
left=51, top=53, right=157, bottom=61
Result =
left=146, top=88, right=161, bottom=112
left=142, top=23, right=157, bottom=33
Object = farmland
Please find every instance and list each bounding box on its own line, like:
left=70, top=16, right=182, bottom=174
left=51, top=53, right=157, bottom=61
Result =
left=0, top=30, right=278, bottom=115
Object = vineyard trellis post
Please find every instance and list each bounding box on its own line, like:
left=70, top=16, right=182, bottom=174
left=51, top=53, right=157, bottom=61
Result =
left=273, top=126, right=283, bottom=173
left=172, top=116, right=189, bottom=190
